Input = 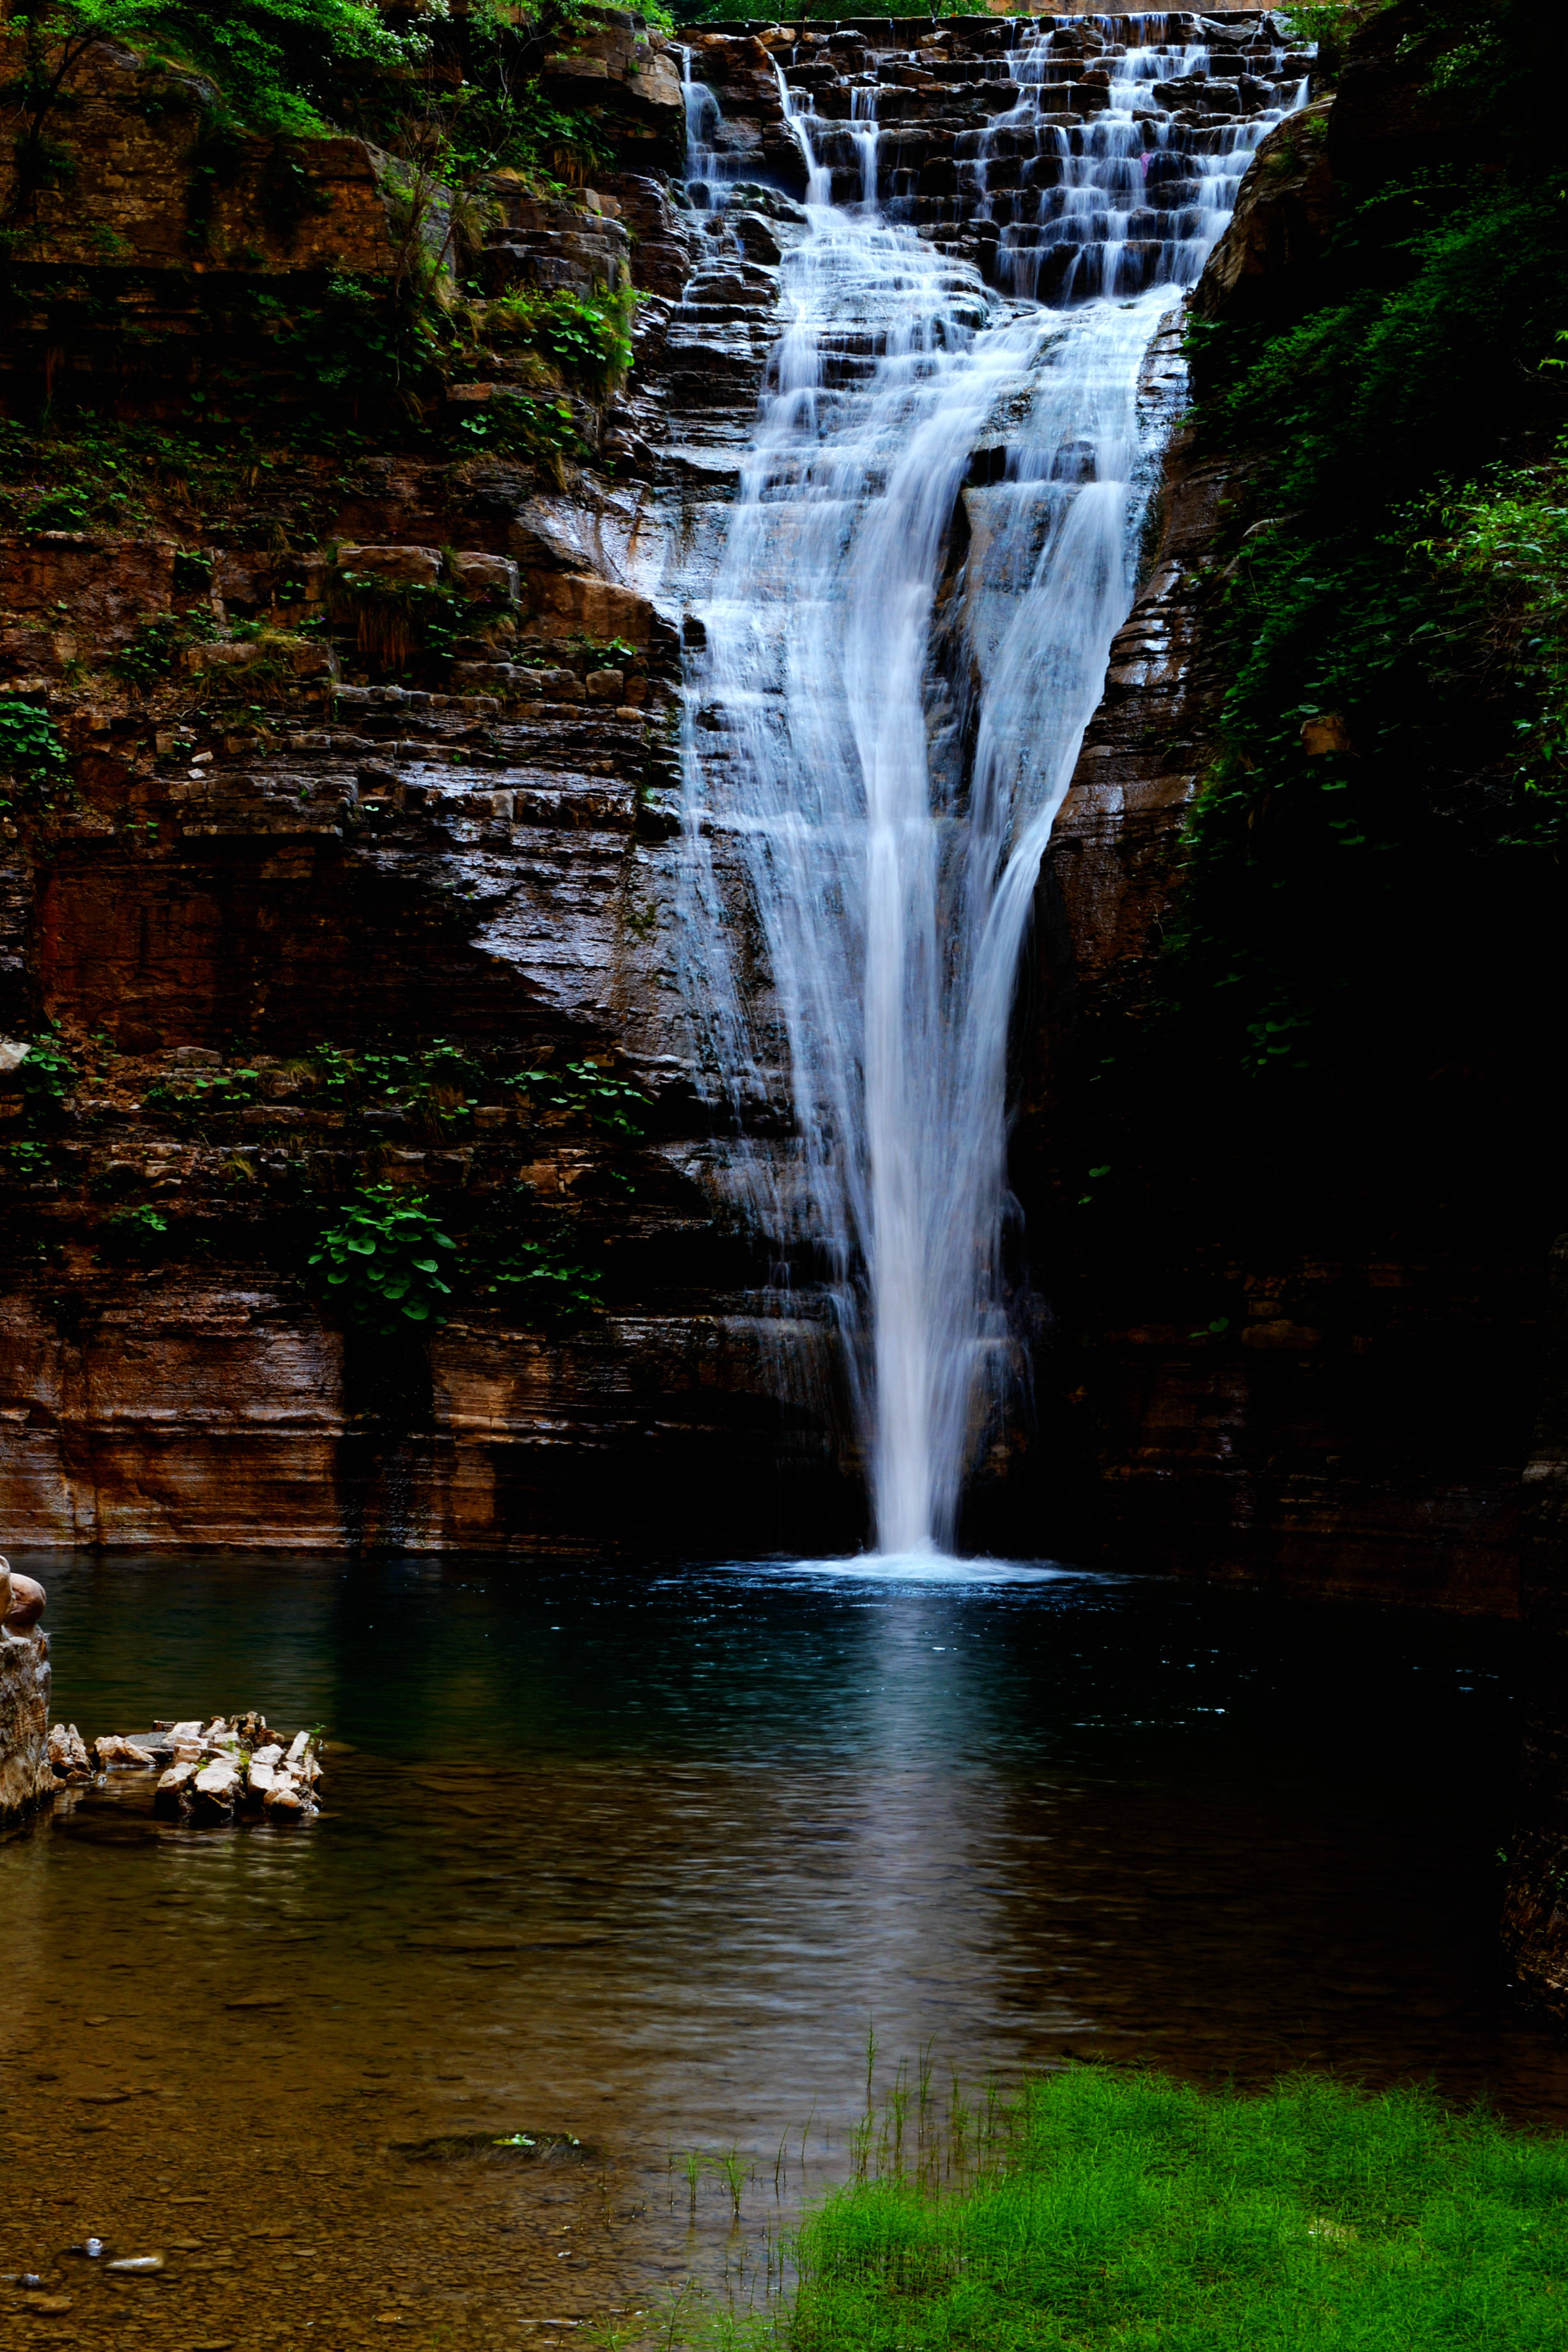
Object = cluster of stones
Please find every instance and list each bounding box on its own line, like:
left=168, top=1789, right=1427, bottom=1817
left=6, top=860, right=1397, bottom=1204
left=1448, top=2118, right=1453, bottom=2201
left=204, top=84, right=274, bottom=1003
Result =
left=47, top=1709, right=322, bottom=1820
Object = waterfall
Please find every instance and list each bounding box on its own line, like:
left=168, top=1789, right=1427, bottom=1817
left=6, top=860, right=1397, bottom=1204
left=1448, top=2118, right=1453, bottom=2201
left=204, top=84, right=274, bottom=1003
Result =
left=677, top=17, right=1307, bottom=1558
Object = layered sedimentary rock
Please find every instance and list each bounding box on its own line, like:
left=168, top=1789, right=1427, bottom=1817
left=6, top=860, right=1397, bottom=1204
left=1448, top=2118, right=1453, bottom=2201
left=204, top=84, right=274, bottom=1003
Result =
left=0, top=10, right=843, bottom=1553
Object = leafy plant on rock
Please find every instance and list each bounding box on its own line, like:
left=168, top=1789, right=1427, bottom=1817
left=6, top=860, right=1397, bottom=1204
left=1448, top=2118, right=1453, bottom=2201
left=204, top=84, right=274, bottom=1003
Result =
left=18, top=1024, right=78, bottom=1124
left=486, top=286, right=636, bottom=400
left=309, top=1183, right=456, bottom=1335
left=505, top=1057, right=650, bottom=1139
left=475, top=1236, right=602, bottom=1323
left=0, top=698, right=69, bottom=813
left=100, top=1203, right=170, bottom=1260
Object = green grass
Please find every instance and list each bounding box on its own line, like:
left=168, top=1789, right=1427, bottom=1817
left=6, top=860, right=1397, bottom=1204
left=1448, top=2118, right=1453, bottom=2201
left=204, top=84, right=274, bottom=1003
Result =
left=774, top=2068, right=1568, bottom=2351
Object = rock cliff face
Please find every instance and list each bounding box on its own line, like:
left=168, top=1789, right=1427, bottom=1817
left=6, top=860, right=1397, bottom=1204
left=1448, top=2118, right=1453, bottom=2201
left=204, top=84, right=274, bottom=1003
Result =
left=0, top=8, right=856, bottom=1555
left=0, top=6, right=1542, bottom=1599
left=1016, top=5, right=1526, bottom=1612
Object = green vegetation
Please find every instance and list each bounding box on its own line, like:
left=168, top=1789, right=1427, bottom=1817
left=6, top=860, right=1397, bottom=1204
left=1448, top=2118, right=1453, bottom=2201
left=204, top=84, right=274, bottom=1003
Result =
left=99, top=1201, right=169, bottom=1258
left=1169, top=0, right=1568, bottom=1095
left=142, top=1063, right=262, bottom=1124
left=3, top=0, right=643, bottom=434
left=484, top=285, right=636, bottom=401
left=1042, top=0, right=1568, bottom=1339
left=327, top=566, right=474, bottom=679
left=16, top=1025, right=78, bottom=1125
left=504, top=1056, right=651, bottom=1138
left=309, top=1182, right=456, bottom=1334
left=111, top=606, right=217, bottom=686
left=4, top=0, right=427, bottom=147
left=765, top=2068, right=1568, bottom=2352
left=677, top=0, right=991, bottom=19
left=472, top=1230, right=603, bottom=1322
left=0, top=698, right=69, bottom=811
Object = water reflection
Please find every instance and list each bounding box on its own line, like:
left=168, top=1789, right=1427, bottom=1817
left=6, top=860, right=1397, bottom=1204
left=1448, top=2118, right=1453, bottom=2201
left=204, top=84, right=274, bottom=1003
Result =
left=2, top=1554, right=1564, bottom=2341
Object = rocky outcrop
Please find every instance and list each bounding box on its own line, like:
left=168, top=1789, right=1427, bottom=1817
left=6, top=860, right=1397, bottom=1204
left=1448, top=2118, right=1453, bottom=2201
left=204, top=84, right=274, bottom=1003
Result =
left=0, top=32, right=406, bottom=277
left=0, top=1631, right=52, bottom=1823
left=1189, top=94, right=1334, bottom=325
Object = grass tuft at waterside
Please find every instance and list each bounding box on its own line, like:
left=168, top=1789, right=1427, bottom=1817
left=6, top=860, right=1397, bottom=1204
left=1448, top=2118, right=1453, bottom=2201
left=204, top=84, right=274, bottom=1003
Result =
left=685, top=2067, right=1568, bottom=2352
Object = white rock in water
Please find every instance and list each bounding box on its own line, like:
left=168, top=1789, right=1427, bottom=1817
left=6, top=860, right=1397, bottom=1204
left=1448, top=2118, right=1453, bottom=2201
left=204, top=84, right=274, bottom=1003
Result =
left=252, top=1743, right=283, bottom=1768
left=202, top=1717, right=228, bottom=1740
left=174, top=1741, right=204, bottom=1762
left=286, top=1730, right=311, bottom=1766
left=95, top=1735, right=156, bottom=1770
left=158, top=1759, right=198, bottom=1791
left=248, top=1759, right=277, bottom=1794
left=167, top=1719, right=203, bottom=1741
left=264, top=1775, right=304, bottom=1814
left=105, top=2255, right=164, bottom=2275
left=194, top=1758, right=240, bottom=1802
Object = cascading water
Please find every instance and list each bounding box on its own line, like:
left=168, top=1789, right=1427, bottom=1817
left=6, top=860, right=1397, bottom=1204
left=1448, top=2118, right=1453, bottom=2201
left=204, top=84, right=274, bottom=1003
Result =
left=677, top=16, right=1307, bottom=1558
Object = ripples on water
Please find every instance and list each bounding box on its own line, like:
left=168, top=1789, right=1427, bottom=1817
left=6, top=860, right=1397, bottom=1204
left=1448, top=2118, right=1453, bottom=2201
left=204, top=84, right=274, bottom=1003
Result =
left=3, top=1555, right=1564, bottom=2339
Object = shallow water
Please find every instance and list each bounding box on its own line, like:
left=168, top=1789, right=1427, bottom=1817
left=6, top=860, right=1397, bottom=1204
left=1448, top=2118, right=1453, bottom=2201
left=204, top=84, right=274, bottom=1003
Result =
left=4, top=1554, right=1565, bottom=2347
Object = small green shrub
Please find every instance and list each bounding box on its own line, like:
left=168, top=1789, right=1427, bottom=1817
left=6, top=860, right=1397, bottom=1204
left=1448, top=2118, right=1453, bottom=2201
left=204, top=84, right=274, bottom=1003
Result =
left=18, top=1026, right=77, bottom=1124
left=505, top=1057, right=650, bottom=1139
left=452, top=392, right=585, bottom=465
left=304, top=1038, right=479, bottom=1130
left=143, top=1065, right=261, bottom=1123
left=8, top=1139, right=54, bottom=1180
left=111, top=608, right=217, bottom=687
left=309, top=1183, right=456, bottom=1335
left=475, top=1237, right=602, bottom=1323
left=486, top=288, right=635, bottom=399
left=0, top=700, right=69, bottom=813
left=22, top=485, right=95, bottom=529
left=100, top=1204, right=169, bottom=1261
left=328, top=569, right=470, bottom=677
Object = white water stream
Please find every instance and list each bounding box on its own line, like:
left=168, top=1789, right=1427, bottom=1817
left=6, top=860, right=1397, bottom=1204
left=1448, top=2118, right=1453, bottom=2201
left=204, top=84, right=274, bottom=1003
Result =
left=677, top=15, right=1306, bottom=1556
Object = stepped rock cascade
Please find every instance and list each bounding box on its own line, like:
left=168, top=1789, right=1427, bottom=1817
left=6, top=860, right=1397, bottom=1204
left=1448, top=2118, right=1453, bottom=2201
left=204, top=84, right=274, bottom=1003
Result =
left=675, top=16, right=1309, bottom=1557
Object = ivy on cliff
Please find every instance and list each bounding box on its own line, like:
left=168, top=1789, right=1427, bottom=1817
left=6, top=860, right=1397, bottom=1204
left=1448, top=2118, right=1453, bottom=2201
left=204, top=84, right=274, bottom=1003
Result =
left=1164, top=0, right=1568, bottom=1105
left=4, top=0, right=427, bottom=163
left=0, top=696, right=68, bottom=811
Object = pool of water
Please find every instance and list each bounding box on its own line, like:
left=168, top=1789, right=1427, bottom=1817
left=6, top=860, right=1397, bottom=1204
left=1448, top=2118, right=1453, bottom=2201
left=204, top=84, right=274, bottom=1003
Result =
left=3, top=1552, right=1564, bottom=2347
